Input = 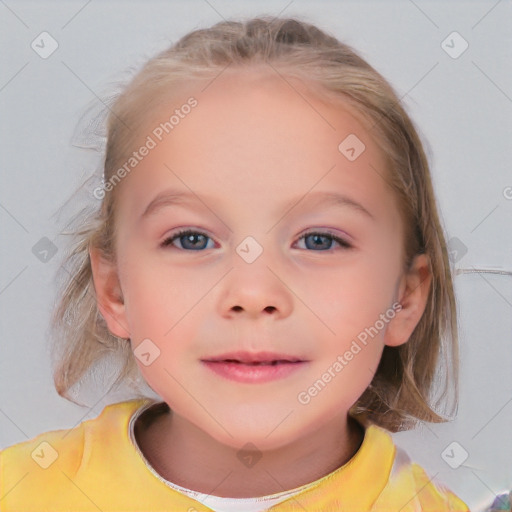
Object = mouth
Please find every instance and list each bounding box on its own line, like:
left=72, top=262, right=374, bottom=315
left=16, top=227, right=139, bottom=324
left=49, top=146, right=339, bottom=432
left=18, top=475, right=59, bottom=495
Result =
left=201, top=351, right=309, bottom=384
left=201, top=351, right=306, bottom=365
left=219, top=360, right=299, bottom=365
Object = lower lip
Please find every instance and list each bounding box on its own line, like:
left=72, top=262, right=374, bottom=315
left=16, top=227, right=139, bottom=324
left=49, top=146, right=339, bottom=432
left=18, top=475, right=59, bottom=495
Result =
left=201, top=361, right=307, bottom=383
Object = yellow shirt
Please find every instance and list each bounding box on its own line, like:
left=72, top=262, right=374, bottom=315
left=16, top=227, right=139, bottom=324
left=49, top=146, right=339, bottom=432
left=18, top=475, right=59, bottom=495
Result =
left=0, top=398, right=470, bottom=511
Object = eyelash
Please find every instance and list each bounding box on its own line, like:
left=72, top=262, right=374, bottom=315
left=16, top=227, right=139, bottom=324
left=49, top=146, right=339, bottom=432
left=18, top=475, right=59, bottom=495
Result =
left=160, top=229, right=353, bottom=251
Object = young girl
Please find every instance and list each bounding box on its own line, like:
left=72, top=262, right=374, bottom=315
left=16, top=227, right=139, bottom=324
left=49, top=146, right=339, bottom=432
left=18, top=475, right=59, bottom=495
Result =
left=0, top=16, right=471, bottom=511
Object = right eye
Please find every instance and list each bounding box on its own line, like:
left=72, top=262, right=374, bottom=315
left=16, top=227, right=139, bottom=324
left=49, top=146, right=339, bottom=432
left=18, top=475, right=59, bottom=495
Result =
left=161, top=229, right=216, bottom=251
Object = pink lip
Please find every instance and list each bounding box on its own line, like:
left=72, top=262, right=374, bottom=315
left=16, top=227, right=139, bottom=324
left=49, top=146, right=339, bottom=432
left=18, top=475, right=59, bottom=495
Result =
left=201, top=351, right=309, bottom=384
left=201, top=360, right=308, bottom=384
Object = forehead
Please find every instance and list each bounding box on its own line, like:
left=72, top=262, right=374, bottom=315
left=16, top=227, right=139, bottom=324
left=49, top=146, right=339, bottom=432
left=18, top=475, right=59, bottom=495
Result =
left=115, top=68, right=400, bottom=230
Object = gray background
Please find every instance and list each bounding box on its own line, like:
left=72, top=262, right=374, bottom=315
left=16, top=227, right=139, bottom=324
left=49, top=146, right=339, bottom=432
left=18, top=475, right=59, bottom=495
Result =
left=1, top=1, right=511, bottom=510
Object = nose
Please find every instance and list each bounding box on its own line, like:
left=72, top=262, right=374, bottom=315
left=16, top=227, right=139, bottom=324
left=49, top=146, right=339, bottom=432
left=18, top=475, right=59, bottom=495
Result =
left=231, top=304, right=277, bottom=314
left=218, top=264, right=293, bottom=321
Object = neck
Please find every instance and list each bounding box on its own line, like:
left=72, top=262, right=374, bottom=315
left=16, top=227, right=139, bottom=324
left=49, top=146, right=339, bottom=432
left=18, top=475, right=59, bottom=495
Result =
left=134, top=403, right=365, bottom=498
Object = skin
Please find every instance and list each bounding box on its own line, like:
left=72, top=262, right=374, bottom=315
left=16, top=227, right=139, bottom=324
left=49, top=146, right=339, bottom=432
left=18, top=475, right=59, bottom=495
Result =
left=90, top=68, right=432, bottom=498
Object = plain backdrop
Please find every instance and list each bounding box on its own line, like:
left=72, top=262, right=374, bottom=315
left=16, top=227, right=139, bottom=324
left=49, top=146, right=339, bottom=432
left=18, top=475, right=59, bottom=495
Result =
left=1, top=1, right=511, bottom=510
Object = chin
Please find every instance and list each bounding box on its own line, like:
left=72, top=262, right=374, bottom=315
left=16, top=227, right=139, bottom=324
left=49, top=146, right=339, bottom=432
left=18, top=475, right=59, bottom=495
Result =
left=201, top=413, right=308, bottom=452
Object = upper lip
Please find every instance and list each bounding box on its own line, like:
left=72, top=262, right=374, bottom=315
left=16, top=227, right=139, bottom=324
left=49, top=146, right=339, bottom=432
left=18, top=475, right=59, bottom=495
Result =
left=202, top=351, right=306, bottom=364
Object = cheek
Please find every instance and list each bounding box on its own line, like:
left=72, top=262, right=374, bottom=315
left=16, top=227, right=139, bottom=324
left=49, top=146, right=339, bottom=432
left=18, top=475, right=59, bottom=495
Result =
left=121, top=257, right=203, bottom=333
left=304, top=263, right=395, bottom=388
left=308, top=262, right=392, bottom=331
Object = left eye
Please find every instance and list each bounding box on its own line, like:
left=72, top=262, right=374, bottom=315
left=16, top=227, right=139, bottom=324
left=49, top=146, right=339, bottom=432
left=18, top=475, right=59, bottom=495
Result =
left=161, top=229, right=352, bottom=252
left=295, top=231, right=353, bottom=251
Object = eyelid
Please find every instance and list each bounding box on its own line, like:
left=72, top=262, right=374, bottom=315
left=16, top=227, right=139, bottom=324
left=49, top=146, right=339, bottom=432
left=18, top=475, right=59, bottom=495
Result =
left=297, top=227, right=352, bottom=243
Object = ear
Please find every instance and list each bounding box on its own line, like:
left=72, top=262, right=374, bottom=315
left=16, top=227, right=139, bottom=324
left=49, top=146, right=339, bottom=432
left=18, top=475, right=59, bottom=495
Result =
left=89, top=246, right=131, bottom=339
left=384, top=253, right=432, bottom=347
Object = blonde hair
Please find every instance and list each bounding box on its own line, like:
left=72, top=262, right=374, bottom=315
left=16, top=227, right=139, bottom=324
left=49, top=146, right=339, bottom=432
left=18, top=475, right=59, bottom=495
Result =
left=51, top=16, right=459, bottom=432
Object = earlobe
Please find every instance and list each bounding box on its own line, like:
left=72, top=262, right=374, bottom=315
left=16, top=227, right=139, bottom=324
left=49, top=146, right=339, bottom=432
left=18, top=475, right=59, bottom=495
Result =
left=384, top=253, right=432, bottom=348
left=89, top=246, right=131, bottom=339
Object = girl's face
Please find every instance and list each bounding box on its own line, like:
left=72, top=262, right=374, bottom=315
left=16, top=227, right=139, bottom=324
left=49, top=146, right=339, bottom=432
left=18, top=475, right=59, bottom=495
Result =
left=92, top=69, right=430, bottom=450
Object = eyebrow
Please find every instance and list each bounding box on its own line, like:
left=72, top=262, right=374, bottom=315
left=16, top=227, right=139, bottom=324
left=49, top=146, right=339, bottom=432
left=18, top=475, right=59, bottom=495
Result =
left=140, top=188, right=375, bottom=221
